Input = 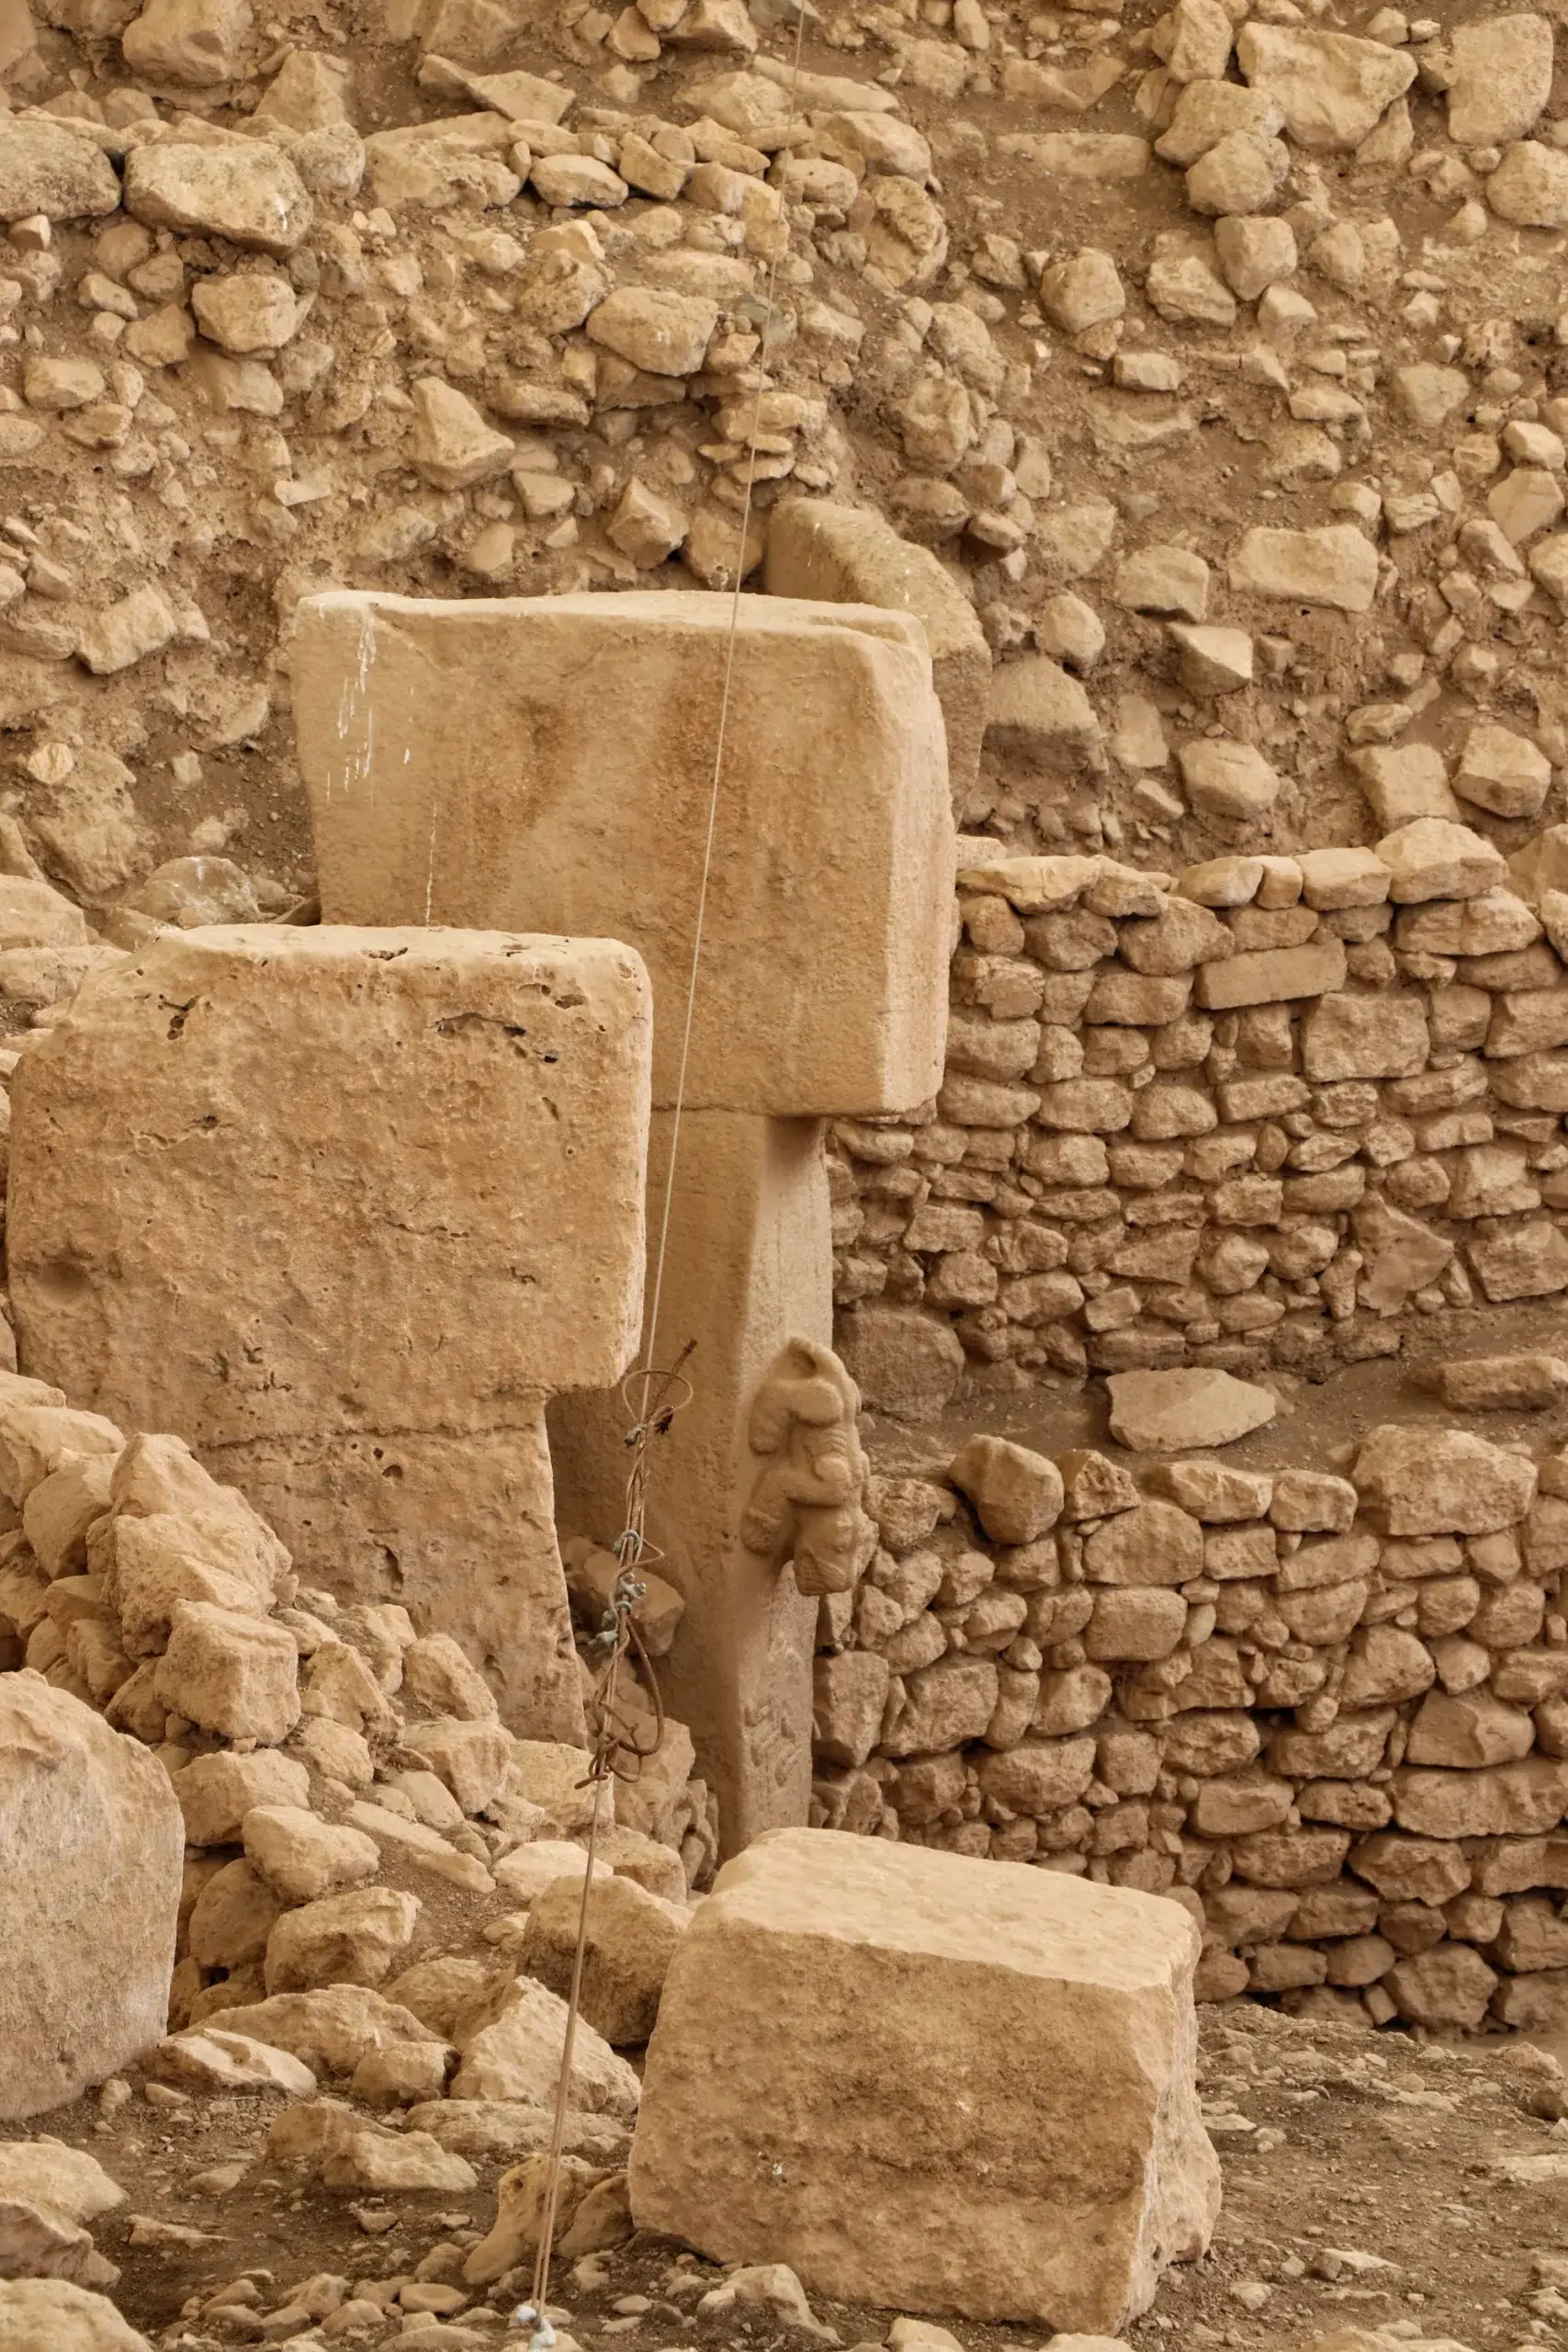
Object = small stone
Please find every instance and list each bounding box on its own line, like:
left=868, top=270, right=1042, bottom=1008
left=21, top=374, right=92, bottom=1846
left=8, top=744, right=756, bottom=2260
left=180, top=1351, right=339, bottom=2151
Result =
left=452, top=1973, right=642, bottom=2117
left=1156, top=80, right=1284, bottom=167
left=121, top=0, right=252, bottom=85
left=1114, top=546, right=1208, bottom=621
left=1446, top=14, right=1553, bottom=144
left=606, top=479, right=688, bottom=569
left=73, top=585, right=179, bottom=676
left=1178, top=740, right=1280, bottom=818
left=1186, top=130, right=1288, bottom=217
left=190, top=271, right=300, bottom=354
left=1436, top=1353, right=1568, bottom=1409
left=264, top=1886, right=421, bottom=1995
left=153, top=1600, right=300, bottom=1744
left=157, top=2028, right=317, bottom=2096
left=1039, top=247, right=1124, bottom=335
left=985, top=656, right=1101, bottom=766
left=1235, top=23, right=1416, bottom=151
left=1350, top=743, right=1459, bottom=830
left=408, top=377, right=513, bottom=490
left=0, top=119, right=121, bottom=223
left=586, top=286, right=717, bottom=375
left=243, top=1804, right=382, bottom=1903
left=1106, top=1368, right=1277, bottom=1453
left=531, top=154, right=629, bottom=207
left=124, top=140, right=312, bottom=255
left=521, top=1871, right=689, bottom=2044
left=1352, top=1423, right=1537, bottom=1535
left=1213, top=215, right=1296, bottom=300
left=1487, top=139, right=1568, bottom=225
left=1375, top=817, right=1507, bottom=902
left=948, top=1434, right=1065, bottom=1544
left=1145, top=238, right=1235, bottom=326
left=1453, top=721, right=1552, bottom=820
left=1227, top=524, right=1378, bottom=611
left=1169, top=626, right=1253, bottom=695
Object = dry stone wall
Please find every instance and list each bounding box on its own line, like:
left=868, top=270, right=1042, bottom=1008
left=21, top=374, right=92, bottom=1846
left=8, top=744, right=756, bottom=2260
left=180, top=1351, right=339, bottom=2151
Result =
left=832, top=818, right=1568, bottom=1405
left=812, top=1415, right=1568, bottom=2036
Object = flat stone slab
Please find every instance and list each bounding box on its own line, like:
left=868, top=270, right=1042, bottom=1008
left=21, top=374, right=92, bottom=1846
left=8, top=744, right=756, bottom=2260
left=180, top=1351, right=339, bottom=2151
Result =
left=290, top=590, right=953, bottom=1119
left=628, top=1826, right=1219, bottom=2331
left=1106, top=1368, right=1278, bottom=1453
left=9, top=925, right=651, bottom=1442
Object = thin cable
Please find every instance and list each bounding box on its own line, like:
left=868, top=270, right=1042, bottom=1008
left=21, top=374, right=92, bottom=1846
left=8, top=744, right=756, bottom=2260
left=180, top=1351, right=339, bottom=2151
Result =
left=642, top=0, right=812, bottom=1373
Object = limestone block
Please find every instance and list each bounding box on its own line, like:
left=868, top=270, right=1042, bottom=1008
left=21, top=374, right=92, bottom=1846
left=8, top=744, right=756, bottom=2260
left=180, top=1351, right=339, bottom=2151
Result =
left=631, top=1829, right=1218, bottom=2329
left=10, top=925, right=651, bottom=1438
left=1352, top=1424, right=1537, bottom=1535
left=196, top=1984, right=443, bottom=2076
left=153, top=1601, right=299, bottom=1744
left=173, top=1748, right=311, bottom=1846
left=0, top=2281, right=151, bottom=2349
left=452, top=1974, right=642, bottom=2116
left=1, top=1673, right=183, bottom=2120
left=520, top=1870, right=689, bottom=2042
left=264, top=1885, right=421, bottom=1993
left=292, top=591, right=953, bottom=1118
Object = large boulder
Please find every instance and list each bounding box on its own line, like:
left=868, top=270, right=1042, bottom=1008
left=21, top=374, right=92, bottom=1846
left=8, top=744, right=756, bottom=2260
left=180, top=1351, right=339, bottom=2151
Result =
left=0, top=1675, right=183, bottom=2121
left=0, top=2279, right=151, bottom=2348
left=629, top=1827, right=1219, bottom=2331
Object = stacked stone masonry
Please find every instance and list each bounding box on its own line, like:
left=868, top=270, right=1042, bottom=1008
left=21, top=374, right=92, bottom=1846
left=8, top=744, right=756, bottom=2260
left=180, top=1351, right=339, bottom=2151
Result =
left=812, top=1416, right=1568, bottom=2036
left=831, top=820, right=1568, bottom=1390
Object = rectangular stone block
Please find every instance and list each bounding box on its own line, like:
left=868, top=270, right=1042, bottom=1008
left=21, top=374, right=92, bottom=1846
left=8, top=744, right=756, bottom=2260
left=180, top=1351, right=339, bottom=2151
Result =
left=1195, top=937, right=1348, bottom=1009
left=10, top=925, right=651, bottom=1444
left=629, top=1826, right=1220, bottom=2330
left=762, top=499, right=989, bottom=804
left=291, top=590, right=953, bottom=1118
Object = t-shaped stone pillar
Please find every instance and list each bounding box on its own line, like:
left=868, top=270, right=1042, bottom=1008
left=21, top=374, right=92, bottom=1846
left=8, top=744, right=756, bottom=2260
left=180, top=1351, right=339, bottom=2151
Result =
left=292, top=590, right=954, bottom=1848
left=7, top=924, right=652, bottom=1742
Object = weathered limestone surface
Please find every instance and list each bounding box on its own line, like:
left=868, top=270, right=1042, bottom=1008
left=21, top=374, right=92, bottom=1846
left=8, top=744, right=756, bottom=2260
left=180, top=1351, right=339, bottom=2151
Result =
left=292, top=590, right=953, bottom=1118
left=762, top=499, right=991, bottom=807
left=10, top=926, right=652, bottom=1736
left=552, top=1109, right=832, bottom=1849
left=1, top=1673, right=183, bottom=2121
left=630, top=1826, right=1219, bottom=2330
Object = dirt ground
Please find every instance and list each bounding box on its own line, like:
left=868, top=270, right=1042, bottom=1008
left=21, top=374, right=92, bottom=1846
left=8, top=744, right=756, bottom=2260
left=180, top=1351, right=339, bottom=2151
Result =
left=30, top=2000, right=1568, bottom=2351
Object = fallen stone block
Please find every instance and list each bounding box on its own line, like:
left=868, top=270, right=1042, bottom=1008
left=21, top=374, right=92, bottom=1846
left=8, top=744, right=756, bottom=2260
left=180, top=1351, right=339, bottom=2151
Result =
left=1106, top=1368, right=1277, bottom=1453
left=0, top=2278, right=152, bottom=2349
left=1, top=1675, right=183, bottom=2122
left=629, top=1826, right=1219, bottom=2330
left=520, top=1871, right=689, bottom=2044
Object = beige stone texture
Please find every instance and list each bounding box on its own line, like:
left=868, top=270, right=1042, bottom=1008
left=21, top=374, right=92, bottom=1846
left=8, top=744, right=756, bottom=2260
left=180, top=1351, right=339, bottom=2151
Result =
left=0, top=2280, right=152, bottom=2349
left=292, top=590, right=953, bottom=1118
left=11, top=924, right=650, bottom=1427
left=629, top=1827, right=1219, bottom=2330
left=11, top=924, right=649, bottom=1738
left=552, top=1110, right=830, bottom=1851
left=763, top=499, right=990, bottom=804
left=521, top=1870, right=689, bottom=2043
left=217, top=1424, right=585, bottom=1742
left=1, top=1672, right=184, bottom=2121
